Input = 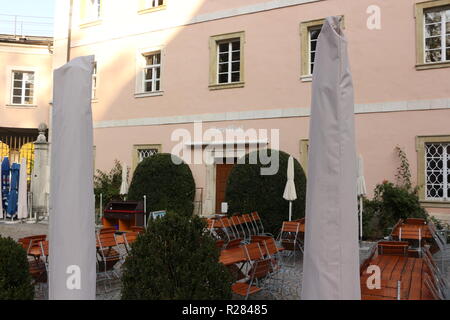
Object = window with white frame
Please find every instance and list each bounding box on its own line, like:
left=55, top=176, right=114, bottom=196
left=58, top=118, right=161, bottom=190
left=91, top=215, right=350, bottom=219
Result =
left=11, top=71, right=35, bottom=105
left=81, top=0, right=101, bottom=22
left=92, top=61, right=97, bottom=99
left=142, top=52, right=161, bottom=93
left=424, top=6, right=450, bottom=63
left=217, top=39, right=241, bottom=84
left=425, top=142, right=450, bottom=200
left=308, top=25, right=322, bottom=75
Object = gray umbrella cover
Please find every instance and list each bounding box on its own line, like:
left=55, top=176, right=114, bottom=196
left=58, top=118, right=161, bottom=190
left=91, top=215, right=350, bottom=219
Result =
left=301, top=17, right=361, bottom=300
left=49, top=55, right=96, bottom=300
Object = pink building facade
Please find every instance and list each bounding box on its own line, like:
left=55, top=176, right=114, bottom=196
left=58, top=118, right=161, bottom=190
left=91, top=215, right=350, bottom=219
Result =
left=52, top=0, right=450, bottom=219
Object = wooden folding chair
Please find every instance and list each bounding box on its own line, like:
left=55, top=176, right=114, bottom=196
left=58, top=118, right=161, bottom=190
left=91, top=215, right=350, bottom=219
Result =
left=250, top=211, right=273, bottom=236
left=232, top=243, right=273, bottom=299
left=96, top=230, right=122, bottom=291
left=277, top=221, right=302, bottom=266
left=219, top=217, right=239, bottom=242
left=230, top=215, right=249, bottom=241
left=242, top=214, right=257, bottom=237
left=19, top=235, right=47, bottom=258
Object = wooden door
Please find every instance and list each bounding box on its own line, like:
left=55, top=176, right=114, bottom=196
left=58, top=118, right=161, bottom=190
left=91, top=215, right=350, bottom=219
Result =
left=215, top=163, right=235, bottom=214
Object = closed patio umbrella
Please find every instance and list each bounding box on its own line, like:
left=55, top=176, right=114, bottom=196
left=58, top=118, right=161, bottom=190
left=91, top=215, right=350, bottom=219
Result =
left=49, top=55, right=96, bottom=300
left=302, top=16, right=360, bottom=300
left=6, top=162, right=19, bottom=219
left=1, top=157, right=10, bottom=215
left=119, top=163, right=128, bottom=199
left=283, top=156, right=297, bottom=221
left=357, top=155, right=367, bottom=240
left=17, top=158, right=28, bottom=220
left=0, top=158, right=3, bottom=219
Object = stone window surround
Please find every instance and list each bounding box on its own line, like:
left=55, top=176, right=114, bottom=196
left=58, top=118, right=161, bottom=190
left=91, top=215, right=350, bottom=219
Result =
left=416, top=135, right=450, bottom=208
left=415, top=0, right=450, bottom=70
left=208, top=31, right=245, bottom=91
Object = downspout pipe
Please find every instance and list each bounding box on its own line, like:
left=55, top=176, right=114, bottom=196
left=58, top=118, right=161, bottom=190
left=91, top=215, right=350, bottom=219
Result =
left=67, top=0, right=73, bottom=62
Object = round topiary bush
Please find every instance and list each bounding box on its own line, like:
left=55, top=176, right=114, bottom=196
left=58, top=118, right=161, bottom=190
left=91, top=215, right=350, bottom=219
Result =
left=121, top=212, right=233, bottom=299
left=128, top=153, right=196, bottom=217
left=225, top=149, right=307, bottom=235
left=0, top=236, right=34, bottom=300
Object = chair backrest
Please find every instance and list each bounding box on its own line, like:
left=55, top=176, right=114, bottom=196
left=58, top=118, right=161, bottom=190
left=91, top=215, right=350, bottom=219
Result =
left=228, top=216, right=241, bottom=236
left=251, top=211, right=261, bottom=222
left=251, top=211, right=264, bottom=233
left=281, top=221, right=300, bottom=234
left=405, top=218, right=426, bottom=225
left=377, top=241, right=409, bottom=256
left=25, top=235, right=47, bottom=254
left=220, top=217, right=238, bottom=240
left=18, top=237, right=32, bottom=252
left=97, top=231, right=118, bottom=249
left=219, top=217, right=232, bottom=228
left=249, top=258, right=272, bottom=280
left=99, top=227, right=116, bottom=234
left=243, top=242, right=264, bottom=261
left=263, top=238, right=279, bottom=257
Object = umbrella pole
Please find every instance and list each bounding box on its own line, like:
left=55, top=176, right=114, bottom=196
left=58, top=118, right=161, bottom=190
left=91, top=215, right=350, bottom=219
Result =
left=289, top=201, right=292, bottom=221
left=359, top=196, right=363, bottom=240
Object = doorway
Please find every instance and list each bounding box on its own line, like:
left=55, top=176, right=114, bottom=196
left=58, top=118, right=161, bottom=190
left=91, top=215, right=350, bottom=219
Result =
left=215, top=162, right=235, bottom=214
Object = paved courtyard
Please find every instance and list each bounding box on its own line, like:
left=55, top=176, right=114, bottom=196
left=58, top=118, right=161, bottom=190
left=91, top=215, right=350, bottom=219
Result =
left=0, top=222, right=431, bottom=300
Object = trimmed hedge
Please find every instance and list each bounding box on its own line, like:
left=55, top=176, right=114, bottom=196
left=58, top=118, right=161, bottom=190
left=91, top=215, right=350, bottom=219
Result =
left=128, top=153, right=196, bottom=217
left=0, top=236, right=34, bottom=300
left=225, top=149, right=307, bottom=235
left=121, top=212, right=233, bottom=300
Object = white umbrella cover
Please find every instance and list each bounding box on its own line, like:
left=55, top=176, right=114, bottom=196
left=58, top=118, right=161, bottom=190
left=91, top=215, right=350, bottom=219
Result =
left=301, top=16, right=361, bottom=300
left=357, top=155, right=367, bottom=239
left=119, top=164, right=128, bottom=196
left=0, top=157, right=3, bottom=219
left=49, top=55, right=96, bottom=300
left=17, top=158, right=28, bottom=220
left=283, top=156, right=297, bottom=221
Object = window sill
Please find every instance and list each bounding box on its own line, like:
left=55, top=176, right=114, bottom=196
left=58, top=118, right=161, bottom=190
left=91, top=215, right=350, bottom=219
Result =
left=138, top=5, right=167, bottom=14
left=209, top=82, right=245, bottom=91
left=300, top=75, right=312, bottom=82
left=420, top=200, right=450, bottom=208
left=6, top=104, right=37, bottom=108
left=79, top=19, right=102, bottom=29
left=134, top=91, right=164, bottom=98
left=416, top=61, right=450, bottom=70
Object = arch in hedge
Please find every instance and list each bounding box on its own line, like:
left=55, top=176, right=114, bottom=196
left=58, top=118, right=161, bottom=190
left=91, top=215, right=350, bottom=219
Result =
left=128, top=153, right=196, bottom=217
left=225, top=149, right=307, bottom=235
